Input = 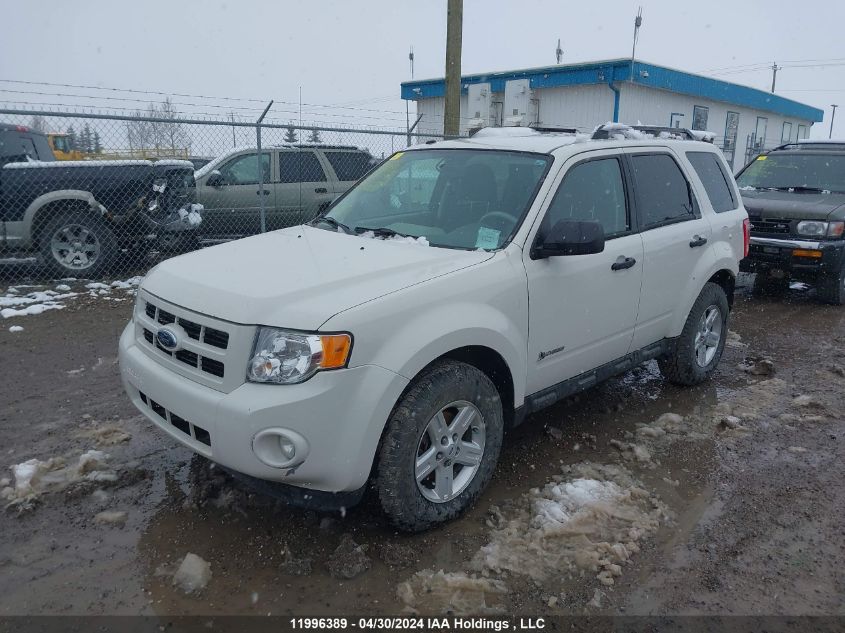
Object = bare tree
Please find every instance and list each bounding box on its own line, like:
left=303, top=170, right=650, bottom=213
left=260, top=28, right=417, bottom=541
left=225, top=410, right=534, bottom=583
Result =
left=124, top=99, right=192, bottom=156
left=29, top=115, right=47, bottom=133
left=157, top=97, right=192, bottom=153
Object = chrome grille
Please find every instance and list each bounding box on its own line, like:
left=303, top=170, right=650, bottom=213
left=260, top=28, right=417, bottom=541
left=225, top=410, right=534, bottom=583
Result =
left=749, top=217, right=792, bottom=235
left=134, top=289, right=252, bottom=393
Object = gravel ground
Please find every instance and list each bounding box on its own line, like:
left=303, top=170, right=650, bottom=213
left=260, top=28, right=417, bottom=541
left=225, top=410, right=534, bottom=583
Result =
left=0, top=275, right=843, bottom=616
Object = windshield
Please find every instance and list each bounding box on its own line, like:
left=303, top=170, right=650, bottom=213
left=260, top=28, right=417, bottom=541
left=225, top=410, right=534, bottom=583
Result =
left=736, top=153, right=845, bottom=192
left=52, top=136, right=69, bottom=152
left=320, top=149, right=552, bottom=250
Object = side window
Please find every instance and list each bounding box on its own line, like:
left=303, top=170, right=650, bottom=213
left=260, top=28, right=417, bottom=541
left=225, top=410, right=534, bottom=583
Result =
left=325, top=151, right=373, bottom=182
left=545, top=157, right=629, bottom=238
left=630, top=154, right=695, bottom=228
left=279, top=152, right=327, bottom=183
left=20, top=138, right=39, bottom=160
left=686, top=151, right=737, bottom=213
left=219, top=153, right=270, bottom=186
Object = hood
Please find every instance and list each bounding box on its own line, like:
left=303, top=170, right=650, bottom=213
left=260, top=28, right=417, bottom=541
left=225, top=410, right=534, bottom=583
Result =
left=740, top=190, right=845, bottom=221
left=142, top=226, right=493, bottom=329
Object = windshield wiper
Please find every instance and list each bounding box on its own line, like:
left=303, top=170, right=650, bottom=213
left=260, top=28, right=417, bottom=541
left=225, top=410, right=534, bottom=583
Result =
left=354, top=226, right=410, bottom=238
left=766, top=186, right=826, bottom=193
left=311, top=216, right=353, bottom=234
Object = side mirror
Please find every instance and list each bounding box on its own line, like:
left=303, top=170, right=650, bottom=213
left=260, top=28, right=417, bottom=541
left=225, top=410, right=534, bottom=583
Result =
left=206, top=170, right=226, bottom=187
left=531, top=219, right=605, bottom=259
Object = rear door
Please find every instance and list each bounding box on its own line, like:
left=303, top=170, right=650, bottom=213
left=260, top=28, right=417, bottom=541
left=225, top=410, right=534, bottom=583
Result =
left=274, top=150, right=333, bottom=227
left=626, top=149, right=713, bottom=350
left=323, top=150, right=375, bottom=196
left=523, top=150, right=644, bottom=395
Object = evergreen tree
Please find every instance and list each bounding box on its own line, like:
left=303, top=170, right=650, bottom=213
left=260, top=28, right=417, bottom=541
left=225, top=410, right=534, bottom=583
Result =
left=93, top=131, right=102, bottom=153
left=79, top=124, right=93, bottom=153
left=306, top=128, right=322, bottom=143
left=283, top=122, right=299, bottom=144
left=66, top=126, right=77, bottom=150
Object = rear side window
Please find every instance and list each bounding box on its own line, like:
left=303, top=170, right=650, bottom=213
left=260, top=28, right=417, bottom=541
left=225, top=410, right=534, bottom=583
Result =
left=546, top=158, right=629, bottom=237
left=279, top=151, right=326, bottom=183
left=630, top=154, right=695, bottom=229
left=325, top=151, right=373, bottom=182
left=686, top=151, right=737, bottom=213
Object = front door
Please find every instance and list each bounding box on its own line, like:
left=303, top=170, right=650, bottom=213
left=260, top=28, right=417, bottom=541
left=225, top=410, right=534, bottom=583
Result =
left=625, top=149, right=714, bottom=350
left=198, top=151, right=273, bottom=238
left=524, top=151, right=644, bottom=396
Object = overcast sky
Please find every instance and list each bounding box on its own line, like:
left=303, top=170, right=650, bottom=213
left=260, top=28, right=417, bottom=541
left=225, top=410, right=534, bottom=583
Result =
left=2, top=0, right=844, bottom=138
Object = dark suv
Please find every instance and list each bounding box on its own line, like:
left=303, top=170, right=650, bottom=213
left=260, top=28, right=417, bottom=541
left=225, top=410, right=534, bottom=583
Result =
left=736, top=140, right=845, bottom=304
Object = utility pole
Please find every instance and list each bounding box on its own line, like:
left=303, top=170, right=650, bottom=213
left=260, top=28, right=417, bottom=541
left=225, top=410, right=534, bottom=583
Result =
left=831, top=104, right=839, bottom=139
left=406, top=46, right=415, bottom=147
left=630, top=6, right=643, bottom=83
left=230, top=112, right=237, bottom=147
left=770, top=62, right=781, bottom=93
left=443, top=0, right=463, bottom=137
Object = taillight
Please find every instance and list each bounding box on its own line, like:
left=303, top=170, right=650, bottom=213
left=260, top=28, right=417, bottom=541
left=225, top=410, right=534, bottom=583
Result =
left=742, top=218, right=750, bottom=258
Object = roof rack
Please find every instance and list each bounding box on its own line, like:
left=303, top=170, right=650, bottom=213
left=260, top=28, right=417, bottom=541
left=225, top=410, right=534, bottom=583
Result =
left=771, top=141, right=845, bottom=152
left=273, top=144, right=362, bottom=150
left=591, top=124, right=698, bottom=140
left=528, top=124, right=579, bottom=134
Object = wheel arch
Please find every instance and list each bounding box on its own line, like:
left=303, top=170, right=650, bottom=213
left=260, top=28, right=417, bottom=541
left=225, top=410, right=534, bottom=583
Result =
left=24, top=190, right=103, bottom=248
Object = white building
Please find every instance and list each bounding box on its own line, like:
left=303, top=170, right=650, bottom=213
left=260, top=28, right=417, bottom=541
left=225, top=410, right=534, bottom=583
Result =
left=401, top=58, right=824, bottom=171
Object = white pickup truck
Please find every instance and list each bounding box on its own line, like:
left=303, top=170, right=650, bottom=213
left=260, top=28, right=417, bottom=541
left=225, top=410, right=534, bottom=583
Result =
left=119, top=125, right=748, bottom=531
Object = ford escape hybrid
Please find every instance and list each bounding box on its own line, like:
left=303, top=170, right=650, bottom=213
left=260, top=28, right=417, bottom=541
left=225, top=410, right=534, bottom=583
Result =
left=119, top=124, right=748, bottom=531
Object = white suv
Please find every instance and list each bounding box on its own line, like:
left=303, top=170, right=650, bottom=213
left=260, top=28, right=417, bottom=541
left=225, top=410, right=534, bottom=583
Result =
left=119, top=125, right=749, bottom=531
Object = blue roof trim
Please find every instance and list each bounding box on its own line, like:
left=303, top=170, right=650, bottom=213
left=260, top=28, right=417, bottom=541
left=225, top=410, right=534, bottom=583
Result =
left=401, top=59, right=824, bottom=122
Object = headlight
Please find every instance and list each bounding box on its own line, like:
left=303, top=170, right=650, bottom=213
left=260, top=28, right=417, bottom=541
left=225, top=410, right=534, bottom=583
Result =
left=247, top=327, right=352, bottom=384
left=796, top=220, right=829, bottom=237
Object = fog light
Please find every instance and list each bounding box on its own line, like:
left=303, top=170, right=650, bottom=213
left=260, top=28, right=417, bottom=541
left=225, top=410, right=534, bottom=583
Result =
left=279, top=436, right=296, bottom=460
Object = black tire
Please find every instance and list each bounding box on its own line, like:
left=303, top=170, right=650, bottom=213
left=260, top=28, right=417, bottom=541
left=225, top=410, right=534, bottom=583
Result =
left=658, top=282, right=730, bottom=386
left=38, top=211, right=118, bottom=278
left=375, top=359, right=504, bottom=532
left=816, top=262, right=845, bottom=305
left=752, top=269, right=789, bottom=296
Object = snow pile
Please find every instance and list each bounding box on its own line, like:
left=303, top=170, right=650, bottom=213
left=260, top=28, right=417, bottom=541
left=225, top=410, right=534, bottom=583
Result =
left=471, top=462, right=667, bottom=587
left=397, top=570, right=508, bottom=615
left=1, top=449, right=118, bottom=507
left=178, top=203, right=204, bottom=227
left=172, top=553, right=213, bottom=594
left=8, top=326, right=23, bottom=333
left=0, top=289, right=77, bottom=318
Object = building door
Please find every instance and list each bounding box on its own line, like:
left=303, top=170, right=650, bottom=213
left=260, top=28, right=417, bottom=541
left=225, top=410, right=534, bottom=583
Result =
left=723, top=111, right=739, bottom=170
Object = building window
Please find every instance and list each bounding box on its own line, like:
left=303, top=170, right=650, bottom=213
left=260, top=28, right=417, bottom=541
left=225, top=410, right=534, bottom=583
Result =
left=755, top=117, right=768, bottom=150
left=669, top=112, right=685, bottom=128
left=782, top=122, right=793, bottom=143
left=692, top=105, right=709, bottom=130
left=797, top=124, right=808, bottom=139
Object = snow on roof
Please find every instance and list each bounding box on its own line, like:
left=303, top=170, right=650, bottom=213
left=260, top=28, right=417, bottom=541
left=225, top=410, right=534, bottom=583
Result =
left=155, top=159, right=195, bottom=168
left=3, top=159, right=151, bottom=170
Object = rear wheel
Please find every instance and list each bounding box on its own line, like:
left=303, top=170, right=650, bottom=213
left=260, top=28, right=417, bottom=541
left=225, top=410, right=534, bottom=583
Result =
left=816, top=261, right=845, bottom=305
left=38, top=212, right=117, bottom=278
left=659, top=282, right=730, bottom=386
left=375, top=360, right=503, bottom=532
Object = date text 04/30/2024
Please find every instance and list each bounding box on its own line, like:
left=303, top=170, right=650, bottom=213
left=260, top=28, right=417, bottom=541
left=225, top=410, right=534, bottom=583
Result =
left=289, top=618, right=546, bottom=630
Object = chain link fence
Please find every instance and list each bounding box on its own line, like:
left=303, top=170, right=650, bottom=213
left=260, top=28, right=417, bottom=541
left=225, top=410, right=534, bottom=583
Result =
left=0, top=108, right=444, bottom=290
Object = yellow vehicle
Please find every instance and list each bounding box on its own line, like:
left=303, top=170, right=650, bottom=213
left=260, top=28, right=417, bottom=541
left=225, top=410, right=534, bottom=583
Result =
left=47, top=133, right=86, bottom=161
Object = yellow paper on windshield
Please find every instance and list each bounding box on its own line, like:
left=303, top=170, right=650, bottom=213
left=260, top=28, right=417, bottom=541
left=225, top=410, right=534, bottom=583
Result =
left=358, top=155, right=405, bottom=192
left=389, top=152, right=404, bottom=160
left=756, top=155, right=767, bottom=161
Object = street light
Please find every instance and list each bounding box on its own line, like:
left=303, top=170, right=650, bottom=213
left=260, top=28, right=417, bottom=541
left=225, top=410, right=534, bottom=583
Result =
left=831, top=104, right=838, bottom=139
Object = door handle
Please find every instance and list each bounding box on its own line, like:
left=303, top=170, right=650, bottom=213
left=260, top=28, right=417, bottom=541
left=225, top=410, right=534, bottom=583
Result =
left=689, top=235, right=708, bottom=247
left=315, top=187, right=328, bottom=193
left=256, top=190, right=271, bottom=196
left=611, top=256, right=637, bottom=271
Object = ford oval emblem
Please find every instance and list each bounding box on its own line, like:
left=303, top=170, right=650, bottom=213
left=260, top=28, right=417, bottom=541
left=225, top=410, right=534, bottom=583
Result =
left=156, top=327, right=180, bottom=351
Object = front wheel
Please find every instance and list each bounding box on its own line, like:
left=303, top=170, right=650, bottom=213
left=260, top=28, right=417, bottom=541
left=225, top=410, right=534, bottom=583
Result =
left=375, top=360, right=504, bottom=532
left=658, top=282, right=730, bottom=386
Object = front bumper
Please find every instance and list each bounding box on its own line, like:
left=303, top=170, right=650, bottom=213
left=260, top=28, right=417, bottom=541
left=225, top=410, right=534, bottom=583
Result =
left=740, top=235, right=845, bottom=278
left=118, top=322, right=409, bottom=494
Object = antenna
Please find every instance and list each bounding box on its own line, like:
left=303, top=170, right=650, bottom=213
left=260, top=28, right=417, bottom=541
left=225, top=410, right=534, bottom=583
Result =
left=555, top=38, right=563, bottom=64
left=630, top=6, right=643, bottom=83
left=409, top=46, right=415, bottom=79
